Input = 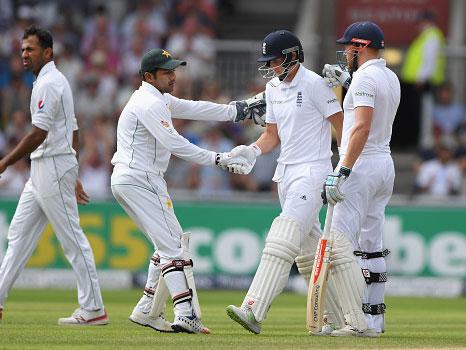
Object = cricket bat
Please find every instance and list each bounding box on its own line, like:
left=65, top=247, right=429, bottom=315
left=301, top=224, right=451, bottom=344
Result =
left=306, top=204, right=334, bottom=333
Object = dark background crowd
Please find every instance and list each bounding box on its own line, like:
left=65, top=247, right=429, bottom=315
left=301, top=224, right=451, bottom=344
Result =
left=0, top=0, right=465, bottom=199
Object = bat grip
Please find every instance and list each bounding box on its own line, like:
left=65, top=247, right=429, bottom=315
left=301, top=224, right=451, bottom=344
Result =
left=322, top=204, right=334, bottom=239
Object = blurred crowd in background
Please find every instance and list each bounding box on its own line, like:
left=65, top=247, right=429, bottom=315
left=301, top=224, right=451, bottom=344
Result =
left=0, top=0, right=465, bottom=199
left=0, top=0, right=274, bottom=199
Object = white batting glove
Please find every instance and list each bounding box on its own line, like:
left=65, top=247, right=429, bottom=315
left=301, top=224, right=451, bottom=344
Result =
left=226, top=144, right=261, bottom=175
left=322, top=64, right=351, bottom=89
left=321, top=166, right=351, bottom=205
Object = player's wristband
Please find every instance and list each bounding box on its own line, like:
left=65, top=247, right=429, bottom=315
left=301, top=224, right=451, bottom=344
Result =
left=339, top=166, right=351, bottom=177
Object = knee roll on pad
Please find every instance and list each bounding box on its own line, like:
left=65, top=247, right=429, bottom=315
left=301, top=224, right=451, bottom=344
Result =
left=263, top=216, right=301, bottom=263
left=331, top=230, right=357, bottom=267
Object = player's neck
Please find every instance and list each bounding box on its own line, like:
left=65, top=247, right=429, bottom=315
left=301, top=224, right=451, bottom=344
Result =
left=284, top=64, right=300, bottom=83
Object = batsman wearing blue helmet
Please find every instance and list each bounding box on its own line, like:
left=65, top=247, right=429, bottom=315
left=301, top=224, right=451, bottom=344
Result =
left=322, top=21, right=401, bottom=336
left=225, top=30, right=344, bottom=335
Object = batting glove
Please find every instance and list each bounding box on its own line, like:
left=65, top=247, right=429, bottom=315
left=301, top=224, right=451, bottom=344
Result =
left=226, top=144, right=261, bottom=174
left=322, top=64, right=352, bottom=90
left=321, top=166, right=351, bottom=205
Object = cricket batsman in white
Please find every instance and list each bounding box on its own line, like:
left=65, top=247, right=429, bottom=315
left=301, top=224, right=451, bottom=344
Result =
left=0, top=25, right=107, bottom=325
left=110, top=48, right=264, bottom=334
left=321, top=21, right=400, bottom=336
left=224, top=29, right=345, bottom=334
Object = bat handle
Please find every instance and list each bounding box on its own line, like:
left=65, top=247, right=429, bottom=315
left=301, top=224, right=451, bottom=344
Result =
left=322, top=204, right=334, bottom=239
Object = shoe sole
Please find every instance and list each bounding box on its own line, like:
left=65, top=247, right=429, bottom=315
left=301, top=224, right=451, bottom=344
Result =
left=225, top=307, right=259, bottom=334
left=129, top=316, right=174, bottom=333
left=58, top=319, right=109, bottom=326
left=171, top=324, right=195, bottom=334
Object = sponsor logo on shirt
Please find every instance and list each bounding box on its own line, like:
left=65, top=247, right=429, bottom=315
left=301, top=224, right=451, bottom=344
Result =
left=161, top=120, right=170, bottom=128
left=355, top=91, right=374, bottom=98
left=270, top=100, right=285, bottom=104
left=327, top=97, right=337, bottom=104
left=38, top=99, right=44, bottom=109
left=296, top=91, right=302, bottom=107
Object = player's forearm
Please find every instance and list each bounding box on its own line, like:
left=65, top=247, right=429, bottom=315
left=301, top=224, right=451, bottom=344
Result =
left=341, top=125, right=369, bottom=169
left=254, top=124, right=279, bottom=154
left=2, top=127, right=47, bottom=167
left=328, top=112, right=343, bottom=146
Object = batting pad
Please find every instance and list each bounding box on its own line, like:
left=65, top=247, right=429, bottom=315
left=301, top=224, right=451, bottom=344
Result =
left=360, top=257, right=387, bottom=332
left=182, top=232, right=202, bottom=319
left=296, top=234, right=344, bottom=327
left=243, top=216, right=300, bottom=322
left=136, top=254, right=167, bottom=314
left=149, top=273, right=170, bottom=318
left=330, top=230, right=367, bottom=331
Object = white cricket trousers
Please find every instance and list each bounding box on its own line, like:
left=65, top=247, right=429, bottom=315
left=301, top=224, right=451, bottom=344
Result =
left=0, top=155, right=104, bottom=310
left=275, top=161, right=332, bottom=237
left=332, top=153, right=395, bottom=251
left=111, top=164, right=184, bottom=264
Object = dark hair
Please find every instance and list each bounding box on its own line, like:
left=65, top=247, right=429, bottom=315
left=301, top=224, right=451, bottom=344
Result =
left=23, top=25, right=53, bottom=50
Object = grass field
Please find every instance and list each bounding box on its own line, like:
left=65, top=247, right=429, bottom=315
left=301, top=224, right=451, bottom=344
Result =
left=1, top=289, right=466, bottom=350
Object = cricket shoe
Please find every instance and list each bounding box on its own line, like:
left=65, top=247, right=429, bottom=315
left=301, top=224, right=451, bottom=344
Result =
left=58, top=308, right=108, bottom=326
left=171, top=314, right=211, bottom=334
left=331, top=324, right=379, bottom=337
left=309, top=323, right=336, bottom=336
left=129, top=308, right=173, bottom=332
left=225, top=305, right=261, bottom=334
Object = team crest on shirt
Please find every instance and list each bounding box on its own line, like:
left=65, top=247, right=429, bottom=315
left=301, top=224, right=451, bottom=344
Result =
left=296, top=92, right=302, bottom=107
left=38, top=99, right=44, bottom=109
left=161, top=120, right=170, bottom=128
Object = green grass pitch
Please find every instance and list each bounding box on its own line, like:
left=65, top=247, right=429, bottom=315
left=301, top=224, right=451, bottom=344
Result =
left=1, top=289, right=466, bottom=349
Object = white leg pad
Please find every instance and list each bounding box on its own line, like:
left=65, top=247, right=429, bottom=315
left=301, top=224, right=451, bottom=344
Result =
left=136, top=254, right=169, bottom=316
left=330, top=230, right=367, bottom=331
left=181, top=232, right=202, bottom=319
left=149, top=273, right=171, bottom=318
left=296, top=233, right=344, bottom=327
left=243, top=216, right=300, bottom=322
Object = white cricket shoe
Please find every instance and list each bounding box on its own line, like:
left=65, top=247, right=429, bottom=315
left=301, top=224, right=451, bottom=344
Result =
left=331, top=324, right=380, bottom=337
left=309, top=323, right=336, bottom=336
left=171, top=314, right=211, bottom=334
left=129, top=308, right=173, bottom=332
left=225, top=305, right=261, bottom=334
left=58, top=308, right=108, bottom=326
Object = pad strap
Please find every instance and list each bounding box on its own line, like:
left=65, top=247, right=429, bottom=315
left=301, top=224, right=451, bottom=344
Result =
left=161, top=259, right=193, bottom=276
left=354, top=249, right=390, bottom=259
left=361, top=269, right=387, bottom=284
left=143, top=287, right=155, bottom=297
left=173, top=289, right=193, bottom=306
left=363, top=303, right=386, bottom=315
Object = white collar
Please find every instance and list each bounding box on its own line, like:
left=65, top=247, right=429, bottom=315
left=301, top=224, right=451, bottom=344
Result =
left=140, top=81, right=163, bottom=98
left=34, top=61, right=56, bottom=83
left=356, top=58, right=386, bottom=72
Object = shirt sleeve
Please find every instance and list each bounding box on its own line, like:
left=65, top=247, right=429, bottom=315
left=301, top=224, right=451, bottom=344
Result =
left=311, top=78, right=343, bottom=118
left=265, top=84, right=276, bottom=124
left=139, top=101, right=216, bottom=166
left=31, top=82, right=60, bottom=131
left=165, top=93, right=236, bottom=122
left=351, top=74, right=377, bottom=108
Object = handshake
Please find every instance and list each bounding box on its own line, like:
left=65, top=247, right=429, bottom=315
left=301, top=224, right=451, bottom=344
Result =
left=215, top=144, right=262, bottom=175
